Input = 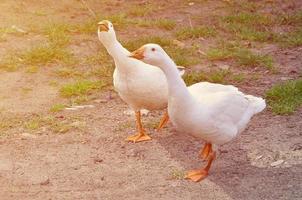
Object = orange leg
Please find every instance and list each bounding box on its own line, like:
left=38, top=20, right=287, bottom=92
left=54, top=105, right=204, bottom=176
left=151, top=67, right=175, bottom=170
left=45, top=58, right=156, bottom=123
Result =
left=157, top=111, right=169, bottom=131
left=199, top=143, right=212, bottom=160
left=185, top=149, right=216, bottom=182
left=126, top=111, right=152, bottom=143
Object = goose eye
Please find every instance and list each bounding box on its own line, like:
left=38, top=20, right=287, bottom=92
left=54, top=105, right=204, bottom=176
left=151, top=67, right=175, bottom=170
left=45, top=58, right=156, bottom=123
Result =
left=151, top=48, right=155, bottom=52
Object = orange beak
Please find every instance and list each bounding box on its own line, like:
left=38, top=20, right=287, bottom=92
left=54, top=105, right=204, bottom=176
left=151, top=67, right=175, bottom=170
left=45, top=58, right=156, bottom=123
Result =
left=129, top=47, right=145, bottom=60
left=98, top=21, right=109, bottom=32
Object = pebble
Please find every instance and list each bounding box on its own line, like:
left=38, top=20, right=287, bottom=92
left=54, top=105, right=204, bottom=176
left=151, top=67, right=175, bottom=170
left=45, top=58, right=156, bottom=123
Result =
left=40, top=178, right=50, bottom=186
left=270, top=159, right=284, bottom=167
left=218, top=64, right=230, bottom=70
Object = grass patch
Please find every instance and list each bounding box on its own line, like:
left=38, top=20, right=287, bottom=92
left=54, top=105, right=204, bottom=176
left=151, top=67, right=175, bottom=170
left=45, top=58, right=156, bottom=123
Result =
left=277, top=11, right=302, bottom=26
left=176, top=26, right=216, bottom=40
left=223, top=12, right=272, bottom=26
left=60, top=80, right=107, bottom=98
left=0, top=27, right=27, bottom=41
left=184, top=69, right=231, bottom=85
left=73, top=19, right=97, bottom=34
left=127, top=4, right=154, bottom=17
left=266, top=79, right=302, bottom=115
left=123, top=36, right=173, bottom=51
left=167, top=46, right=200, bottom=66
left=0, top=54, right=21, bottom=72
left=26, top=66, right=39, bottom=73
left=154, top=19, right=176, bottom=30
left=235, top=48, right=273, bottom=68
left=55, top=67, right=83, bottom=78
left=50, top=104, right=65, bottom=112
left=21, top=44, right=73, bottom=65
left=221, top=12, right=274, bottom=42
left=277, top=28, right=302, bottom=47
left=169, top=169, right=185, bottom=180
left=124, top=36, right=201, bottom=66
left=206, top=42, right=273, bottom=69
left=24, top=118, right=41, bottom=130
left=43, top=23, right=71, bottom=47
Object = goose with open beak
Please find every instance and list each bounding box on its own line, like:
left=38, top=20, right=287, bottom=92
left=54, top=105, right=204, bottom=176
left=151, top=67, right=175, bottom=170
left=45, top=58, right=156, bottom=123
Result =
left=97, top=20, right=185, bottom=142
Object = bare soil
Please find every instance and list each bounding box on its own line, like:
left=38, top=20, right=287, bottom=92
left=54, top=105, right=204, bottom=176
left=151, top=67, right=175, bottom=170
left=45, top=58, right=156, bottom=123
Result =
left=0, top=0, right=301, bottom=199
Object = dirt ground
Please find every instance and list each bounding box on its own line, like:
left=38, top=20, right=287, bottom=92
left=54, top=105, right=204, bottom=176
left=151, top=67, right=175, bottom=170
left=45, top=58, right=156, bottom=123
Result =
left=0, top=0, right=301, bottom=200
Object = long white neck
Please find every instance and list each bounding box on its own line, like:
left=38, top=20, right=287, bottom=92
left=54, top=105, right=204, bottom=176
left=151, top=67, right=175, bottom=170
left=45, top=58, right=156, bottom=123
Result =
left=98, top=30, right=129, bottom=59
left=158, top=54, right=194, bottom=106
left=104, top=39, right=129, bottom=59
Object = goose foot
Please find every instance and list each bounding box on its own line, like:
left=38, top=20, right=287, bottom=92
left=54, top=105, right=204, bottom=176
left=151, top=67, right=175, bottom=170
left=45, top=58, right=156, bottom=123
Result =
left=185, top=169, right=208, bottom=182
left=157, top=111, right=169, bottom=131
left=126, top=133, right=151, bottom=143
left=126, top=110, right=152, bottom=143
left=186, top=150, right=216, bottom=182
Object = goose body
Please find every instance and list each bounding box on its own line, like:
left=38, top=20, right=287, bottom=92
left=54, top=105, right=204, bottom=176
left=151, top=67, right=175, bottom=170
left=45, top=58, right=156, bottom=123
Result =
left=130, top=43, right=266, bottom=181
left=97, top=21, right=172, bottom=142
left=170, top=85, right=264, bottom=144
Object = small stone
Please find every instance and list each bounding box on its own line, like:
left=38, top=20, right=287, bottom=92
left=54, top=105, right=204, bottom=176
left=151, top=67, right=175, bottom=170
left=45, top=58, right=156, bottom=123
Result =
left=188, top=2, right=194, bottom=6
left=11, top=25, right=27, bottom=33
left=94, top=99, right=108, bottom=103
left=270, top=159, right=284, bottom=167
left=94, top=158, right=103, bottom=164
left=40, top=178, right=50, bottom=186
left=218, top=64, right=230, bottom=70
left=255, top=155, right=263, bottom=160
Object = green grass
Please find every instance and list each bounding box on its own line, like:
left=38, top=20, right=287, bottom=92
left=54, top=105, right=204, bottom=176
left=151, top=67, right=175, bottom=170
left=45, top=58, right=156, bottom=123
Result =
left=266, top=79, right=302, bottom=114
left=123, top=36, right=173, bottom=51
left=277, top=28, right=302, bottom=47
left=221, top=12, right=274, bottom=42
left=43, top=23, right=71, bottom=47
left=73, top=19, right=97, bottom=34
left=184, top=69, right=230, bottom=85
left=60, top=80, right=107, bottom=98
left=277, top=10, right=302, bottom=26
left=154, top=19, right=176, bottom=30
left=21, top=44, right=73, bottom=65
left=50, top=104, right=65, bottom=112
left=124, top=36, right=201, bottom=66
left=0, top=54, right=20, bottom=72
left=127, top=5, right=154, bottom=17
left=24, top=118, right=41, bottom=130
left=227, top=23, right=272, bottom=42
left=176, top=26, right=216, bottom=40
left=167, top=46, right=200, bottom=66
left=235, top=48, right=273, bottom=68
left=0, top=27, right=27, bottom=41
left=170, top=169, right=185, bottom=180
left=55, top=67, right=82, bottom=78
left=25, top=66, right=39, bottom=73
left=206, top=42, right=273, bottom=69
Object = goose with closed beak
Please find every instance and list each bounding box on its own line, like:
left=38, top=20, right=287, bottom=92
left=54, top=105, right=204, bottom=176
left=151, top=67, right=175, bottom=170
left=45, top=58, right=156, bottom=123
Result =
left=130, top=43, right=266, bottom=182
left=97, top=20, right=184, bottom=142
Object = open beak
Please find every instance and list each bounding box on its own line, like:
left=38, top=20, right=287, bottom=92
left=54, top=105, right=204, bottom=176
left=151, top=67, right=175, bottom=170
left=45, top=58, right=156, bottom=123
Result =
left=97, top=21, right=109, bottom=32
left=129, top=47, right=145, bottom=60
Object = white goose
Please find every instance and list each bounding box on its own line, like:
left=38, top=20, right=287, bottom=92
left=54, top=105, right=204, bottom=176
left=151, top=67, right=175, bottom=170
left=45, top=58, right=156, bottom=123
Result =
left=130, top=44, right=266, bottom=182
left=97, top=20, right=182, bottom=142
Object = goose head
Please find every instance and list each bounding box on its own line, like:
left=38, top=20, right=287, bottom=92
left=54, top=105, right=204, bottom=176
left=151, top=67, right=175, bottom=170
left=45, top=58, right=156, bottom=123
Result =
left=129, top=44, right=167, bottom=65
left=97, top=20, right=117, bottom=46
left=129, top=43, right=173, bottom=69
